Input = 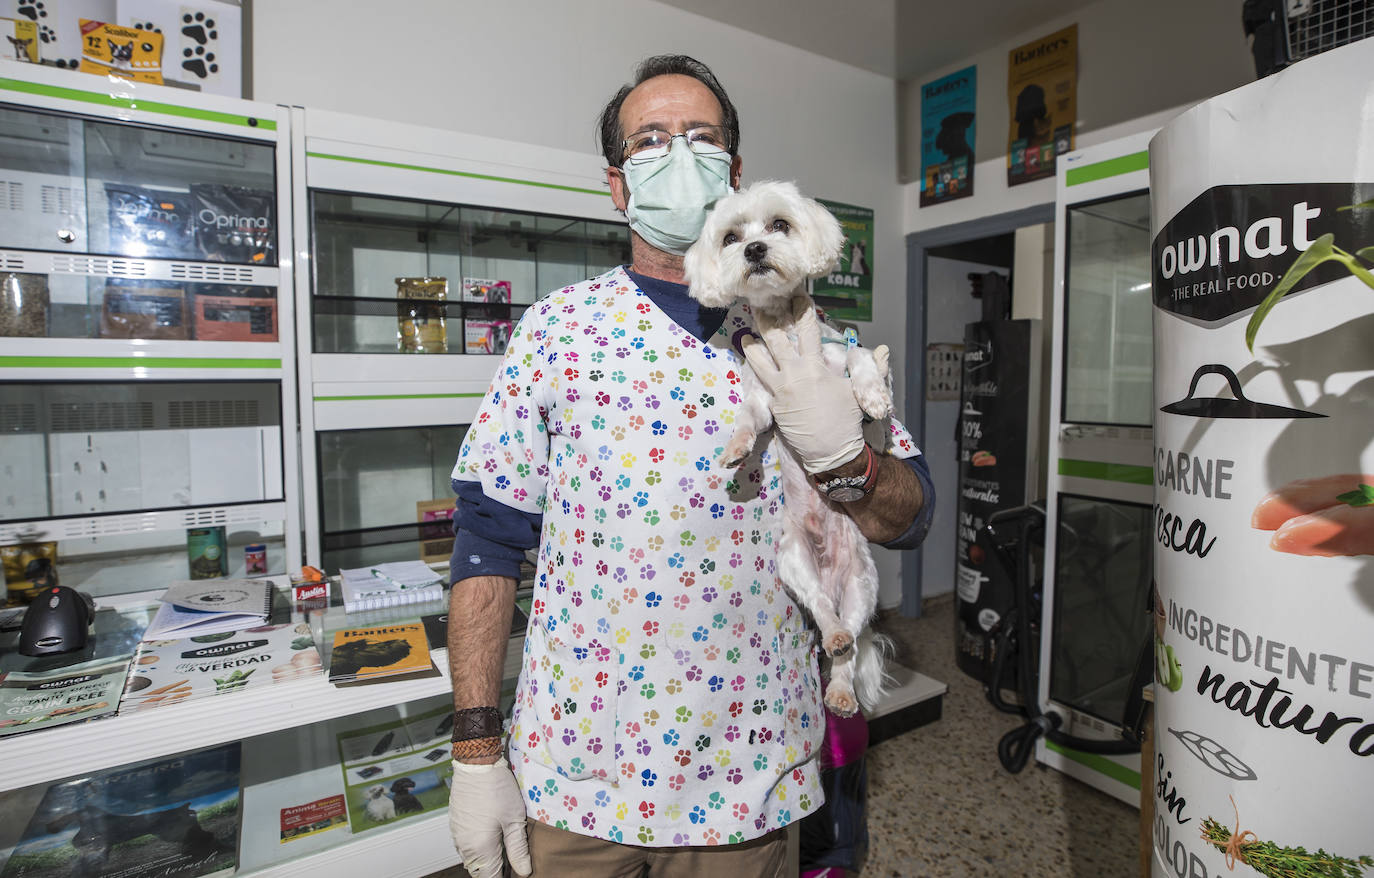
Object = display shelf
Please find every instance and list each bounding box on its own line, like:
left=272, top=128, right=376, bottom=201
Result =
left=0, top=620, right=523, bottom=794
left=0, top=501, right=286, bottom=550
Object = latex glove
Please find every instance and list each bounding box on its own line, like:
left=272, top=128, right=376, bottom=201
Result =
left=448, top=759, right=531, bottom=878
left=741, top=295, right=866, bottom=474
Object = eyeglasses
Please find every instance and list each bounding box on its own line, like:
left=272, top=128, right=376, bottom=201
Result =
left=621, top=125, right=728, bottom=162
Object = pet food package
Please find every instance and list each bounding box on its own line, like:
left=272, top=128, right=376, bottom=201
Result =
left=2, top=18, right=39, bottom=64
left=461, top=277, right=511, bottom=304
left=77, top=19, right=163, bottom=83
left=1148, top=43, right=1374, bottom=878
left=189, top=183, right=277, bottom=265
left=193, top=287, right=278, bottom=341
left=396, top=276, right=448, bottom=353
left=2, top=541, right=57, bottom=606
left=0, top=272, right=48, bottom=337
left=99, top=283, right=187, bottom=339
left=464, top=313, right=513, bottom=355
left=104, top=184, right=195, bottom=259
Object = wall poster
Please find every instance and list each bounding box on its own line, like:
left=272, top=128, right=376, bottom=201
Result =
left=919, top=65, right=976, bottom=207
left=814, top=198, right=874, bottom=322
left=1006, top=24, right=1076, bottom=187
left=1148, top=42, right=1374, bottom=878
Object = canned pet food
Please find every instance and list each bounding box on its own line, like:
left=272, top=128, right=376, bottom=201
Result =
left=245, top=543, right=267, bottom=575
left=186, top=526, right=227, bottom=580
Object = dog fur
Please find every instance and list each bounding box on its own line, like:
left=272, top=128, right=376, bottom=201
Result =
left=363, top=784, right=396, bottom=822
left=684, top=179, right=893, bottom=717
left=390, top=777, right=425, bottom=814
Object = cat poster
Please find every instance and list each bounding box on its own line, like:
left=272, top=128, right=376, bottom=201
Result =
left=77, top=18, right=161, bottom=82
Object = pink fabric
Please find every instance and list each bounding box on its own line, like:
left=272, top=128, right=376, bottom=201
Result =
left=801, top=869, right=844, bottom=878
left=821, top=705, right=869, bottom=769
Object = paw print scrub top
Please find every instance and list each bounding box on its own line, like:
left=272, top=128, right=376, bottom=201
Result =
left=452, top=267, right=918, bottom=847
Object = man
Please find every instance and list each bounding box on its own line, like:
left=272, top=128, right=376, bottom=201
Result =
left=446, top=54, right=934, bottom=878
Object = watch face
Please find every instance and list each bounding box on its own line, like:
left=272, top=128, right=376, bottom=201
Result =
left=826, top=485, right=867, bottom=503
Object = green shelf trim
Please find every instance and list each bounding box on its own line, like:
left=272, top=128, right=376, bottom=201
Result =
left=315, top=393, right=485, bottom=402
left=0, top=355, right=280, bottom=369
left=1058, top=458, right=1153, bottom=485
left=308, top=151, right=609, bottom=198
left=1065, top=150, right=1149, bottom=186
left=1044, top=739, right=1141, bottom=790
left=0, top=77, right=275, bottom=130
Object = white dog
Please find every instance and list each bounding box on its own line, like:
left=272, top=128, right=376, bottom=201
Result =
left=363, top=784, right=395, bottom=822
left=684, top=180, right=893, bottom=717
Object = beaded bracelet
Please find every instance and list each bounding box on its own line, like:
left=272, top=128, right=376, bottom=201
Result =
left=452, top=735, right=504, bottom=761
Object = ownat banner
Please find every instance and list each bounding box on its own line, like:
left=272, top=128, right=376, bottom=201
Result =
left=1148, top=42, right=1374, bottom=878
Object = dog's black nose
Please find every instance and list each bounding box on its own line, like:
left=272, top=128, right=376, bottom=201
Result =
left=744, top=241, right=768, bottom=263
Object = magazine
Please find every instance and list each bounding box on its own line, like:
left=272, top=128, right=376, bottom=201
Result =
left=144, top=580, right=274, bottom=639
left=327, top=622, right=434, bottom=686
left=338, top=561, right=443, bottom=613
left=335, top=702, right=455, bottom=836
left=0, top=742, right=241, bottom=878
left=120, top=623, right=321, bottom=713
left=420, top=602, right=528, bottom=652
left=0, top=655, right=130, bottom=737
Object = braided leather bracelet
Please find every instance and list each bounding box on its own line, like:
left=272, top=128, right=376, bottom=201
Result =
left=452, top=706, right=503, bottom=742
left=452, top=736, right=503, bottom=760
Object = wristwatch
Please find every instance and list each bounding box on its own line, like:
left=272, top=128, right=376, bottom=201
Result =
left=814, top=444, right=878, bottom=503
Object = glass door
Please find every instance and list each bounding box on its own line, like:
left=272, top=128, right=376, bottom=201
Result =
left=1039, top=132, right=1154, bottom=805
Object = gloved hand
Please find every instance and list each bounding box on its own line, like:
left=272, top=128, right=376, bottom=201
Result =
left=448, top=759, right=531, bottom=878
left=742, top=295, right=866, bottom=474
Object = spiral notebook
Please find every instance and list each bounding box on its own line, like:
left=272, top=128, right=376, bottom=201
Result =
left=144, top=579, right=275, bottom=639
left=338, top=561, right=444, bottom=613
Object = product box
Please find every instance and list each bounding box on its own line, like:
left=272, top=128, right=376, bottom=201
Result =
left=104, top=184, right=195, bottom=259
left=461, top=277, right=511, bottom=304
left=463, top=316, right=513, bottom=355
left=190, top=183, right=276, bottom=265
left=416, top=499, right=455, bottom=564
left=1, top=18, right=38, bottom=63
left=193, top=288, right=278, bottom=341
left=99, top=283, right=187, bottom=339
left=77, top=19, right=163, bottom=83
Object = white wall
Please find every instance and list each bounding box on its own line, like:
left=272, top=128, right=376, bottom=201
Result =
left=250, top=0, right=915, bottom=607
left=899, top=0, right=1254, bottom=234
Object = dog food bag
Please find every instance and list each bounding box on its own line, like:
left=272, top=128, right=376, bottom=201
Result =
left=396, top=276, right=448, bottom=353
left=0, top=272, right=48, bottom=337
left=100, top=283, right=187, bottom=339
left=1148, top=43, right=1374, bottom=878
left=190, top=184, right=276, bottom=265
left=104, top=184, right=195, bottom=259
left=193, top=286, right=278, bottom=341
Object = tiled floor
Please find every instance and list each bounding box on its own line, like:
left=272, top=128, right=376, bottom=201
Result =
left=862, top=595, right=1139, bottom=877
left=432, top=594, right=1141, bottom=877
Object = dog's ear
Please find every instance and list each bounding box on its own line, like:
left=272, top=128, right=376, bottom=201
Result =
left=799, top=197, right=846, bottom=278
left=683, top=220, right=735, bottom=308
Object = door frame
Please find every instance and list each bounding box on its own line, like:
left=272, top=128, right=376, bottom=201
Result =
left=902, top=203, right=1053, bottom=615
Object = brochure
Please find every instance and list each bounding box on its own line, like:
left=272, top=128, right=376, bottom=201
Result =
left=144, top=579, right=274, bottom=639
left=338, top=561, right=443, bottom=613
left=335, top=703, right=454, bottom=836
left=327, top=622, right=433, bottom=686
left=0, top=742, right=241, bottom=878
left=0, top=654, right=130, bottom=737
left=120, top=623, right=320, bottom=712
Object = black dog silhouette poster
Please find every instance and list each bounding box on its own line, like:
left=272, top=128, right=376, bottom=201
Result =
left=919, top=65, right=976, bottom=207
left=1006, top=24, right=1076, bottom=186
left=1, top=743, right=240, bottom=878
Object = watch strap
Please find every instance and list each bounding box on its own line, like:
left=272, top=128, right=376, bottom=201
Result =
left=815, top=444, right=878, bottom=499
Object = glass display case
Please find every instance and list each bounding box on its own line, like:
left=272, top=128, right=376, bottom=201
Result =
left=0, top=68, right=298, bottom=601
left=309, top=190, right=628, bottom=355
left=295, top=107, right=624, bottom=570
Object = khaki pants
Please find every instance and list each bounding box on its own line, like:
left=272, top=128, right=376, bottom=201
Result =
left=527, top=819, right=788, bottom=878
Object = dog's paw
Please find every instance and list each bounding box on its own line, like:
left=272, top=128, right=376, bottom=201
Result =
left=872, top=344, right=890, bottom=378
left=824, top=686, right=859, bottom=717
left=824, top=630, right=854, bottom=657
left=718, top=433, right=755, bottom=469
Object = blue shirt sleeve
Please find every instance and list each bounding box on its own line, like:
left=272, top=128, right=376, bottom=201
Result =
left=880, top=453, right=935, bottom=551
left=449, top=478, right=543, bottom=585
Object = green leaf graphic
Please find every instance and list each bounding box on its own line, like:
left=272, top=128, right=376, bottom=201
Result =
left=1246, top=233, right=1337, bottom=351
left=1336, top=484, right=1374, bottom=508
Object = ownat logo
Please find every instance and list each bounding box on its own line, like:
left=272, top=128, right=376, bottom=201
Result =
left=1152, top=182, right=1374, bottom=324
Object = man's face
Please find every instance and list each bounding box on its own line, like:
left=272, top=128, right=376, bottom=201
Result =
left=607, top=73, right=742, bottom=213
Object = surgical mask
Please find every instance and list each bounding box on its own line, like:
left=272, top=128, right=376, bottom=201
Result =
left=622, top=137, right=732, bottom=255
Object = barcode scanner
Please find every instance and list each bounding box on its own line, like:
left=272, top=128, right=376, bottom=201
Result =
left=19, top=584, right=95, bottom=657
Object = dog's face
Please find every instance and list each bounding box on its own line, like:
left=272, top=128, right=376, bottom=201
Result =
left=365, top=785, right=387, bottom=800
left=684, top=180, right=845, bottom=315
left=391, top=778, right=416, bottom=793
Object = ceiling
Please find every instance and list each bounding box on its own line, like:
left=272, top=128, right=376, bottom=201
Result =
left=658, top=0, right=1096, bottom=81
